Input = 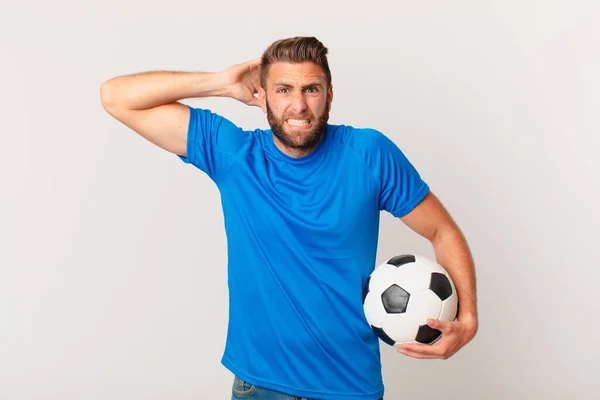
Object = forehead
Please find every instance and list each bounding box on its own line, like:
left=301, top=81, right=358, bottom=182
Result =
left=267, top=61, right=326, bottom=85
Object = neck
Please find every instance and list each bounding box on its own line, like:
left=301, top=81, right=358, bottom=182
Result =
left=272, top=134, right=323, bottom=158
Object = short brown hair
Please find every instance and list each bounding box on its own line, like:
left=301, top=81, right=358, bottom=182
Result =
left=260, top=36, right=332, bottom=89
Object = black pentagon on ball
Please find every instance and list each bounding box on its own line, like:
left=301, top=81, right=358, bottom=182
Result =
left=362, top=276, right=371, bottom=304
left=387, top=254, right=416, bottom=267
left=381, top=284, right=410, bottom=314
left=415, top=324, right=442, bottom=344
left=429, top=272, right=453, bottom=301
left=371, top=325, right=396, bottom=346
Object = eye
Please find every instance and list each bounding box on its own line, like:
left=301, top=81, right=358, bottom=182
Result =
left=305, top=88, right=318, bottom=93
left=277, top=88, right=289, bottom=93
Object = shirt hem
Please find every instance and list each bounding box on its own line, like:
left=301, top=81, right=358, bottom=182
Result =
left=393, top=184, right=430, bottom=218
left=222, top=356, right=384, bottom=400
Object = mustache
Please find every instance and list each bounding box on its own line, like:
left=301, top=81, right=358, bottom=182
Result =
left=285, top=114, right=313, bottom=120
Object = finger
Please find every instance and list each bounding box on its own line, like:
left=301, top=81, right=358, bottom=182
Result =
left=427, top=318, right=456, bottom=333
left=399, top=341, right=448, bottom=357
left=397, top=346, right=439, bottom=359
left=248, top=57, right=262, bottom=68
left=399, top=343, right=439, bottom=356
left=398, top=347, right=448, bottom=359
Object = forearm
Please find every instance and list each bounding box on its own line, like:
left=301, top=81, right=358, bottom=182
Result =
left=431, top=227, right=478, bottom=329
left=100, top=70, right=230, bottom=110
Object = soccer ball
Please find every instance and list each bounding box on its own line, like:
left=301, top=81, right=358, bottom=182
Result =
left=362, top=254, right=458, bottom=347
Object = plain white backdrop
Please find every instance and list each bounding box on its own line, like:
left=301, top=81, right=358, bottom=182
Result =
left=1, top=0, right=599, bottom=399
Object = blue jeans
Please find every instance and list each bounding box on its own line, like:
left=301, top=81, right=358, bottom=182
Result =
left=231, top=376, right=383, bottom=400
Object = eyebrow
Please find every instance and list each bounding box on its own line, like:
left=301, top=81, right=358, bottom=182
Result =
left=273, top=81, right=324, bottom=89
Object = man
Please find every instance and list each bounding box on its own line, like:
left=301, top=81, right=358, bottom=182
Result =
left=100, top=36, right=478, bottom=400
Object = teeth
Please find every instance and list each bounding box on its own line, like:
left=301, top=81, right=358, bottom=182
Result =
left=287, top=119, right=310, bottom=126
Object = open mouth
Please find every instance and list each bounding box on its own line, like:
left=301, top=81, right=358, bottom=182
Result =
left=286, top=118, right=312, bottom=129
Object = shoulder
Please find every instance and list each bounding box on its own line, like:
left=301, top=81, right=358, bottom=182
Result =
left=188, top=106, right=263, bottom=154
left=328, top=123, right=399, bottom=156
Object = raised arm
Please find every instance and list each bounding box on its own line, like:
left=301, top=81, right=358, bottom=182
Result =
left=99, top=59, right=262, bottom=156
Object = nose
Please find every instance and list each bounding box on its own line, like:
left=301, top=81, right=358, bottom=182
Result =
left=290, top=91, right=308, bottom=114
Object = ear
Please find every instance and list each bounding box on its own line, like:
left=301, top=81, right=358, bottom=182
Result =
left=259, top=87, right=267, bottom=113
left=327, top=85, right=334, bottom=111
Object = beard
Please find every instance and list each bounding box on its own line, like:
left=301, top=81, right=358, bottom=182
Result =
left=266, top=98, right=330, bottom=151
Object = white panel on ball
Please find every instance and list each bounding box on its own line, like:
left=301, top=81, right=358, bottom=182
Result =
left=382, top=313, right=420, bottom=345
left=363, top=291, right=388, bottom=328
left=406, top=290, right=442, bottom=319
left=368, top=263, right=399, bottom=294
left=392, top=263, right=431, bottom=294
left=416, top=255, right=447, bottom=274
left=439, top=296, right=459, bottom=321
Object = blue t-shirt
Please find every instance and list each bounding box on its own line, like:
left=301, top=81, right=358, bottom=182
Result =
left=178, top=105, right=429, bottom=400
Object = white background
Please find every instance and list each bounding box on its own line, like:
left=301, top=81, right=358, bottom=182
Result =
left=1, top=0, right=599, bottom=398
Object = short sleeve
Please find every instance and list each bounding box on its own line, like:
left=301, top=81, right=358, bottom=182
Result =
left=178, top=105, right=242, bottom=182
left=376, top=133, right=430, bottom=218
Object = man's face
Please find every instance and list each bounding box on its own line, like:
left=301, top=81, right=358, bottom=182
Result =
left=259, top=62, right=333, bottom=152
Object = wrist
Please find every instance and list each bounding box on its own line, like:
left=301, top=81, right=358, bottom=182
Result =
left=214, top=71, right=235, bottom=98
left=191, top=71, right=231, bottom=98
left=214, top=69, right=239, bottom=98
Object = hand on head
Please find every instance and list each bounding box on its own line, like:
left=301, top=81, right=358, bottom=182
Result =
left=224, top=58, right=263, bottom=107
